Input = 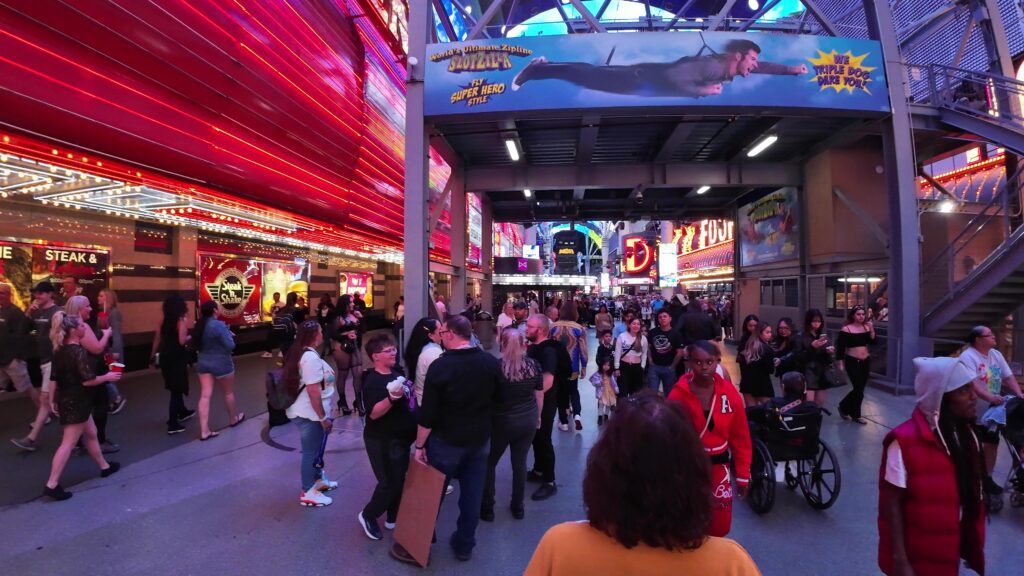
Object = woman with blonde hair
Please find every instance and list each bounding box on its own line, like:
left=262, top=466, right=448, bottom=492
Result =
left=98, top=288, right=126, bottom=414
left=482, top=328, right=542, bottom=522
left=43, top=311, right=122, bottom=500
left=65, top=295, right=119, bottom=453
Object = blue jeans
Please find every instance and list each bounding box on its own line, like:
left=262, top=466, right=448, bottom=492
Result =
left=648, top=363, right=677, bottom=396
left=295, top=417, right=324, bottom=491
left=426, top=436, right=490, bottom=556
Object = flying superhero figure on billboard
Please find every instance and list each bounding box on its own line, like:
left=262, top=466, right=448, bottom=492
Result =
left=510, top=38, right=807, bottom=98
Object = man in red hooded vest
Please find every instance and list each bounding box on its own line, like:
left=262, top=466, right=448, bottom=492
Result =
left=878, top=356, right=986, bottom=576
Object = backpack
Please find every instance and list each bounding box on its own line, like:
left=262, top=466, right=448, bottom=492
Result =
left=272, top=314, right=296, bottom=339
left=266, top=367, right=306, bottom=428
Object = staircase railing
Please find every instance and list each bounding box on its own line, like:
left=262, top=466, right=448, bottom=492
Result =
left=908, top=63, right=1024, bottom=130
left=920, top=162, right=1024, bottom=314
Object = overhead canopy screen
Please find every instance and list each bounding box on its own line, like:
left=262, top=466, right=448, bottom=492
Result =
left=425, top=31, right=889, bottom=116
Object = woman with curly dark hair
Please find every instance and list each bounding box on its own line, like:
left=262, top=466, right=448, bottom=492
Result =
left=525, top=392, right=760, bottom=575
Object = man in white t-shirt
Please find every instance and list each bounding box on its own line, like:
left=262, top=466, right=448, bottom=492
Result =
left=958, top=325, right=1024, bottom=495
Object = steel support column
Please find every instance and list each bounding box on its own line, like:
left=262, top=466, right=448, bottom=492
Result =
left=480, top=196, right=494, bottom=312
left=865, top=0, right=921, bottom=394
left=404, top=0, right=430, bottom=326
left=450, top=171, right=468, bottom=315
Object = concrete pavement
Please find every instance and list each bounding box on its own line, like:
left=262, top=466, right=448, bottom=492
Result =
left=0, top=335, right=1020, bottom=575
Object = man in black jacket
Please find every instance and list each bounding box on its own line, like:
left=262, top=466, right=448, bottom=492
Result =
left=394, top=315, right=503, bottom=564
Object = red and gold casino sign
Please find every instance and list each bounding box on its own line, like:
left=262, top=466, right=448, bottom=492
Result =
left=622, top=234, right=658, bottom=284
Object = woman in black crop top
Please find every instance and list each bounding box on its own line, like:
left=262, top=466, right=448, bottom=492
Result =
left=836, top=306, right=876, bottom=424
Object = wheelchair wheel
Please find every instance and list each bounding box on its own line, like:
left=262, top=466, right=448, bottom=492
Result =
left=1010, top=492, right=1024, bottom=508
left=797, top=440, right=841, bottom=510
left=985, top=492, right=1004, bottom=513
left=748, top=439, right=776, bottom=514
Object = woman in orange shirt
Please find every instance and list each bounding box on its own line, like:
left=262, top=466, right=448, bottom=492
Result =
left=525, top=392, right=760, bottom=576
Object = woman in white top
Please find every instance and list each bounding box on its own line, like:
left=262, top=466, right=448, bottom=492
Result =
left=496, top=302, right=515, bottom=333
left=614, top=318, right=648, bottom=399
left=402, top=318, right=443, bottom=406
left=284, top=320, right=338, bottom=507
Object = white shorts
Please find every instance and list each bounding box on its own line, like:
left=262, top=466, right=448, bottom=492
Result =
left=40, top=362, right=53, bottom=394
left=0, top=359, right=31, bottom=392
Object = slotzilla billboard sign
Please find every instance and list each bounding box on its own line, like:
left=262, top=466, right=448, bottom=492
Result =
left=424, top=32, right=889, bottom=116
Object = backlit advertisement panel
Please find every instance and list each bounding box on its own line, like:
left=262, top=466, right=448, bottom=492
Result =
left=738, top=187, right=800, bottom=267
left=425, top=32, right=889, bottom=116
left=262, top=262, right=310, bottom=321
left=658, top=244, right=677, bottom=288
left=0, top=241, right=110, bottom=309
left=198, top=255, right=262, bottom=326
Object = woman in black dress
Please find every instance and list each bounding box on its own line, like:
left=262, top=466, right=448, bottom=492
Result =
left=739, top=321, right=776, bottom=406
left=799, top=308, right=837, bottom=405
left=330, top=295, right=364, bottom=417
left=153, top=295, right=195, bottom=435
left=735, top=314, right=760, bottom=350
left=772, top=317, right=801, bottom=377
left=44, top=312, right=122, bottom=500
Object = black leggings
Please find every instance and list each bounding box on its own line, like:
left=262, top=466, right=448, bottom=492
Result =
left=618, top=363, right=645, bottom=399
left=839, top=356, right=870, bottom=419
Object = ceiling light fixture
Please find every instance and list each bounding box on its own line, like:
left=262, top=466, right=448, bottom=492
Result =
left=523, top=189, right=532, bottom=198
left=747, top=135, right=778, bottom=157
left=505, top=139, right=520, bottom=162
left=696, top=185, right=710, bottom=195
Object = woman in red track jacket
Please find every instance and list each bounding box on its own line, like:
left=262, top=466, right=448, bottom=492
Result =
left=667, top=340, right=752, bottom=537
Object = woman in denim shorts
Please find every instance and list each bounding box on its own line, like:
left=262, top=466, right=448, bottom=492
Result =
left=194, top=301, right=244, bottom=440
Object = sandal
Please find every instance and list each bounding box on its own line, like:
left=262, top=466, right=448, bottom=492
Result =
left=230, top=412, right=246, bottom=427
left=200, top=431, right=220, bottom=441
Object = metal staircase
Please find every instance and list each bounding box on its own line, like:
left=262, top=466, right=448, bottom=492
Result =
left=913, top=65, right=1024, bottom=351
left=910, top=64, right=1024, bottom=155
left=920, top=163, right=1024, bottom=350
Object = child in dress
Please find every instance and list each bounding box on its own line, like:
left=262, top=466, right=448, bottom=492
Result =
left=590, top=358, right=619, bottom=426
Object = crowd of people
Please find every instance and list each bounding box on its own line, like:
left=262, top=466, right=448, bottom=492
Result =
left=2, top=280, right=1018, bottom=575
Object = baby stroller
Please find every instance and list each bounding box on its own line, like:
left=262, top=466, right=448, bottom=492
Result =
left=1001, top=397, right=1024, bottom=509
left=746, top=400, right=841, bottom=514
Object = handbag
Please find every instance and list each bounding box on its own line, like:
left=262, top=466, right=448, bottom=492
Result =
left=821, top=364, right=849, bottom=389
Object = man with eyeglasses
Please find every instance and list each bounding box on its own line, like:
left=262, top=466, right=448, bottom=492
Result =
left=393, top=315, right=503, bottom=564
left=959, top=325, right=1024, bottom=497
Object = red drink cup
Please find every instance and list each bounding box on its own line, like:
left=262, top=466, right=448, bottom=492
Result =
left=109, top=362, right=125, bottom=374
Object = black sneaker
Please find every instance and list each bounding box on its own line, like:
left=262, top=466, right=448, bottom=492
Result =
left=44, top=484, right=72, bottom=501
left=100, top=461, right=121, bottom=478
left=526, top=469, right=544, bottom=483
left=450, top=533, right=472, bottom=562
left=179, top=409, right=196, bottom=422
left=167, top=423, right=186, bottom=435
left=531, top=482, right=558, bottom=501
left=510, top=505, right=525, bottom=520
left=357, top=512, right=382, bottom=540
left=480, top=506, right=495, bottom=522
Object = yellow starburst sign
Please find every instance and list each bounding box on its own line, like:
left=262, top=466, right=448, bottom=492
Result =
left=807, top=50, right=875, bottom=94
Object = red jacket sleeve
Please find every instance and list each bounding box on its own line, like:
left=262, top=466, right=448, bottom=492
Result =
left=727, top=386, right=753, bottom=485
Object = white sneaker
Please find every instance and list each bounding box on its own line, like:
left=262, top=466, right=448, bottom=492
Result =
left=445, top=484, right=455, bottom=496
left=299, top=489, right=333, bottom=507
left=558, top=422, right=570, bottom=432
left=260, top=352, right=273, bottom=358
left=313, top=476, right=338, bottom=492
left=384, top=520, right=396, bottom=530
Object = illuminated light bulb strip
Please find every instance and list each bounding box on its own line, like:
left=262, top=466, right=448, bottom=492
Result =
left=0, top=138, right=399, bottom=261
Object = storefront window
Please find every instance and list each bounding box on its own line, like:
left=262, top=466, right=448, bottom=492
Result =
left=825, top=274, right=887, bottom=320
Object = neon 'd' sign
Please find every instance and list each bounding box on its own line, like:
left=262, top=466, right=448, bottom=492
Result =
left=623, top=235, right=653, bottom=274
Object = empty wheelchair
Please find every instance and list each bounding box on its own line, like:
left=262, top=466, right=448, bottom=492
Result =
left=745, top=401, right=841, bottom=514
